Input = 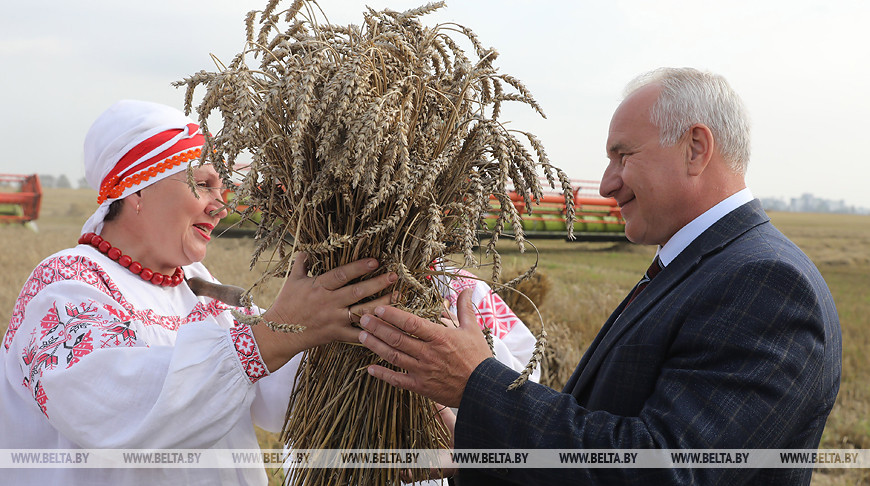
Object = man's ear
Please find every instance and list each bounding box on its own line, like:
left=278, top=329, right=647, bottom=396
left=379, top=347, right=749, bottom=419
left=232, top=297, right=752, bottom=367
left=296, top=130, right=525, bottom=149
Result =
left=685, top=123, right=714, bottom=176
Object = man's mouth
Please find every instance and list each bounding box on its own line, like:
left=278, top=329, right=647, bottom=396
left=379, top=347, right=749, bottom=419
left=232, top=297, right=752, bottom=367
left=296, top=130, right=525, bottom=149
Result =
left=617, top=196, right=635, bottom=220
left=617, top=196, right=635, bottom=208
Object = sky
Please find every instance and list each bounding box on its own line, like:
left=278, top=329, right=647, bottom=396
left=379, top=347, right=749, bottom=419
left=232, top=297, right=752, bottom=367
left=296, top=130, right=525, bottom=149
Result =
left=2, top=0, right=868, bottom=208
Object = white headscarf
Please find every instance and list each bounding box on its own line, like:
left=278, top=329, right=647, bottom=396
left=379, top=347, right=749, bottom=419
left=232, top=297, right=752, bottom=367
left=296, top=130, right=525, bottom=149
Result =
left=81, top=100, right=205, bottom=235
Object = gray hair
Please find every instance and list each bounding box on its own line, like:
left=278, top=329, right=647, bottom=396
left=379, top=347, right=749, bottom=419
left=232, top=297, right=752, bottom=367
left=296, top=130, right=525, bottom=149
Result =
left=625, top=67, right=751, bottom=174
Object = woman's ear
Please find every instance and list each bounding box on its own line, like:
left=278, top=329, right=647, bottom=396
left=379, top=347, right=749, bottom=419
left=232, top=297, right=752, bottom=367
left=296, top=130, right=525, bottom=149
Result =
left=125, top=191, right=143, bottom=216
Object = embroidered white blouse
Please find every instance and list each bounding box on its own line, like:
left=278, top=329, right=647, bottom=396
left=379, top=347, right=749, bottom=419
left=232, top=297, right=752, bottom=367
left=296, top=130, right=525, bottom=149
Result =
left=1, top=248, right=538, bottom=485
left=1, top=244, right=290, bottom=485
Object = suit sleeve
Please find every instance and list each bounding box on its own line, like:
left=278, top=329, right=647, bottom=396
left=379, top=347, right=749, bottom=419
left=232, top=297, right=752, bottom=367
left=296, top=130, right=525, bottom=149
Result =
left=453, top=258, right=836, bottom=485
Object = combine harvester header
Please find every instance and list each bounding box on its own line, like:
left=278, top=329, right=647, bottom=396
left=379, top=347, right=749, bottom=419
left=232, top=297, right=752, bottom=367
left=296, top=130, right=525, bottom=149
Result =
left=485, top=178, right=625, bottom=241
left=0, top=174, right=42, bottom=226
left=217, top=177, right=625, bottom=241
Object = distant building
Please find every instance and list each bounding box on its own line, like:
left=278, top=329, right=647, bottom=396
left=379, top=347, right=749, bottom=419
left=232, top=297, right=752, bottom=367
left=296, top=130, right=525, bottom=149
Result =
left=760, top=194, right=869, bottom=215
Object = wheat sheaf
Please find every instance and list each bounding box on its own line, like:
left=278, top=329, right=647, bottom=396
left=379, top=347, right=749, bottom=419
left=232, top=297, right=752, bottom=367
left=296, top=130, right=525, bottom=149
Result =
left=175, top=1, right=573, bottom=484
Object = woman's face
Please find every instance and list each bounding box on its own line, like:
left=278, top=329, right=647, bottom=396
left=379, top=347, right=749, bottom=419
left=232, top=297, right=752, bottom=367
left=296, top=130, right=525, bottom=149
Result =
left=134, top=164, right=227, bottom=273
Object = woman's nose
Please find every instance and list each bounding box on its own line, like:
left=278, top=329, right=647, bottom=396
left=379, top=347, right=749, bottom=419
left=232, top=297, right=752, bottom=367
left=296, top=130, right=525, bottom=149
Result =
left=206, top=194, right=229, bottom=219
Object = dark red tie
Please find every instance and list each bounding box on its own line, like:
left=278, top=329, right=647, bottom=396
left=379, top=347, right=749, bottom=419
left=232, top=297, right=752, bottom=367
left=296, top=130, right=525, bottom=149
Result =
left=626, top=256, right=664, bottom=306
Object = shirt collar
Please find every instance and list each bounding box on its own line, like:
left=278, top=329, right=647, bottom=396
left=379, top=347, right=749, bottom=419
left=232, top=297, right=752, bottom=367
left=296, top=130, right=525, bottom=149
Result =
left=656, top=188, right=754, bottom=266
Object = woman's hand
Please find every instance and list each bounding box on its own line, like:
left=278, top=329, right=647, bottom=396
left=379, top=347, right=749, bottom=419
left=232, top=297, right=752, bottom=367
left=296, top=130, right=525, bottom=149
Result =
left=253, top=252, right=397, bottom=371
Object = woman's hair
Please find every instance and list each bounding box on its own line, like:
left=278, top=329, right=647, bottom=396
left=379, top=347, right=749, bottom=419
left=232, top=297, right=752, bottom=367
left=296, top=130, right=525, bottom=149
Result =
left=624, top=67, right=751, bottom=175
left=103, top=199, right=124, bottom=222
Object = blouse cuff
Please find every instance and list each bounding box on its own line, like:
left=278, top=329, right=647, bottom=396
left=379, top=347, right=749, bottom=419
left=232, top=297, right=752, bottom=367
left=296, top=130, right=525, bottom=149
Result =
left=229, top=324, right=270, bottom=384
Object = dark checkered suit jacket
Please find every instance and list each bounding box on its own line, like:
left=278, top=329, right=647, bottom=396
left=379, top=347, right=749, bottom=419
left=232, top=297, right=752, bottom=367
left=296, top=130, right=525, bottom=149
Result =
left=452, top=199, right=841, bottom=485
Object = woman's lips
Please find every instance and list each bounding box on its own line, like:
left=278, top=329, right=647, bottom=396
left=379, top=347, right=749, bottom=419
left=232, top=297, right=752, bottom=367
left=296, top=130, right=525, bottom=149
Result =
left=193, top=223, right=214, bottom=240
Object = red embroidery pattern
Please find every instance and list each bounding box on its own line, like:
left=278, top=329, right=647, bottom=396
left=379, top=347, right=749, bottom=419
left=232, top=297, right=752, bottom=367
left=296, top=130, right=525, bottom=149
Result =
left=5, top=254, right=233, bottom=351
left=229, top=325, right=268, bottom=383
left=446, top=269, right=477, bottom=308
left=475, top=292, right=520, bottom=339
left=33, top=382, right=48, bottom=417
left=5, top=254, right=124, bottom=350
left=22, top=300, right=132, bottom=417
left=116, top=299, right=229, bottom=333
left=446, top=269, right=521, bottom=339
left=69, top=330, right=94, bottom=367
left=6, top=251, right=240, bottom=416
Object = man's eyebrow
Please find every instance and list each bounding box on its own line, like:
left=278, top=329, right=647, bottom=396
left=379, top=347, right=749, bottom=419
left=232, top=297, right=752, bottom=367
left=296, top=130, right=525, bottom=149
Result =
left=606, top=142, right=628, bottom=156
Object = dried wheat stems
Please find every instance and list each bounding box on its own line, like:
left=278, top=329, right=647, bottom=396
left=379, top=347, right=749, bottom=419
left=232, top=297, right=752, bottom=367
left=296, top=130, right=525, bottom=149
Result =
left=174, top=1, right=573, bottom=484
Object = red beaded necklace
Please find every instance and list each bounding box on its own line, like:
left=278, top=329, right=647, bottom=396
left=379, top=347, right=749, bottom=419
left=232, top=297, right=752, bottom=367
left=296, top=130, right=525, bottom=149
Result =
left=78, top=232, right=184, bottom=287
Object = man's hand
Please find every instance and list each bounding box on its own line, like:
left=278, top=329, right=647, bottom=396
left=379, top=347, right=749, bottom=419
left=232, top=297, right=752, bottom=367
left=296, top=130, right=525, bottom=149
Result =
left=254, top=252, right=396, bottom=371
left=358, top=289, right=492, bottom=407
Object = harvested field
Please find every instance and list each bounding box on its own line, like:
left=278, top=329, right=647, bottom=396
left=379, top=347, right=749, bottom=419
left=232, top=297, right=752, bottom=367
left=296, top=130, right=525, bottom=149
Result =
left=1, top=188, right=867, bottom=485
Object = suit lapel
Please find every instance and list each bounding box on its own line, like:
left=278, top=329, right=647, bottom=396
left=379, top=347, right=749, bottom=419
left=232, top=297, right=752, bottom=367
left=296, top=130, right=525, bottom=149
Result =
left=566, top=199, right=771, bottom=399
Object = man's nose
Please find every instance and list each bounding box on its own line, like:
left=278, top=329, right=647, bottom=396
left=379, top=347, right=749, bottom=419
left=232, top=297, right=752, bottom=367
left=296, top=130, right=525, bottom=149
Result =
left=599, top=163, right=622, bottom=198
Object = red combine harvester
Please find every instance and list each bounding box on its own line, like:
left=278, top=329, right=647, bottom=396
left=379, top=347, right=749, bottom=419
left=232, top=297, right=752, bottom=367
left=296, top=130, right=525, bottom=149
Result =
left=0, top=174, right=43, bottom=225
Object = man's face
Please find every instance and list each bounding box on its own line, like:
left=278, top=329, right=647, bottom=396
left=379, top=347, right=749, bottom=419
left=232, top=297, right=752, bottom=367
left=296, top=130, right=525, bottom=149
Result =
left=600, top=85, right=691, bottom=246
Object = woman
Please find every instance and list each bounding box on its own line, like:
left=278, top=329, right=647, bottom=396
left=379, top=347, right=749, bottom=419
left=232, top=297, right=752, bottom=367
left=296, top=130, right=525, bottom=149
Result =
left=0, top=100, right=394, bottom=485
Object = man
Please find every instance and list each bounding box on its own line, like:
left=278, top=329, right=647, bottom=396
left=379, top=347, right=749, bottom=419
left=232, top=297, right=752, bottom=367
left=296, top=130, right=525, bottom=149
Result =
left=357, top=67, right=841, bottom=485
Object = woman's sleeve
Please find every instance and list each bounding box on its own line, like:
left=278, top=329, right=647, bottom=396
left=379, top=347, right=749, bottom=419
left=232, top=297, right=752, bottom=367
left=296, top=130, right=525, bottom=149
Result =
left=251, top=352, right=302, bottom=433
left=11, top=278, right=270, bottom=449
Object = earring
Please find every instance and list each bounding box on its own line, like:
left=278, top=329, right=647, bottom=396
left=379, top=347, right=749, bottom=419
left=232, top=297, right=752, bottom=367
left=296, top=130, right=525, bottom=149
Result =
left=136, top=204, right=141, bottom=215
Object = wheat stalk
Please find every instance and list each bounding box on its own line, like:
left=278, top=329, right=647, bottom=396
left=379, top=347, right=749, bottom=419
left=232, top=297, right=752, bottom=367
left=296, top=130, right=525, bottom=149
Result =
left=174, top=1, right=573, bottom=484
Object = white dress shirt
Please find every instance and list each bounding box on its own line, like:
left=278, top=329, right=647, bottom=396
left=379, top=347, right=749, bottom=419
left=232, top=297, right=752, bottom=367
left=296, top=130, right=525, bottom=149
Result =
left=657, top=188, right=755, bottom=266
